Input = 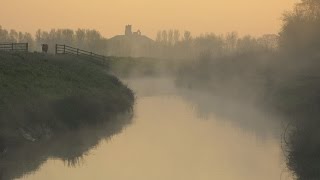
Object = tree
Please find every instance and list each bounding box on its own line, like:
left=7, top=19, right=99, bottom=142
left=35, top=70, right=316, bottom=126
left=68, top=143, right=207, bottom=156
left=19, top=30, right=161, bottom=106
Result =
left=168, top=29, right=174, bottom=46
left=257, top=34, right=279, bottom=51
left=35, top=29, right=42, bottom=44
left=9, top=30, right=18, bottom=42
left=279, top=0, right=320, bottom=55
left=193, top=33, right=224, bottom=56
left=173, top=30, right=180, bottom=44
left=225, top=32, right=238, bottom=53
left=61, top=29, right=74, bottom=45
left=75, top=29, right=86, bottom=48
left=183, top=31, right=192, bottom=41
left=161, top=30, right=168, bottom=45
left=0, top=26, right=9, bottom=42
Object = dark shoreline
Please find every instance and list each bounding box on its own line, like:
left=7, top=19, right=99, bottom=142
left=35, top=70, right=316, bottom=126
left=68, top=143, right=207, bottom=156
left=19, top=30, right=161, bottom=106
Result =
left=0, top=52, right=135, bottom=180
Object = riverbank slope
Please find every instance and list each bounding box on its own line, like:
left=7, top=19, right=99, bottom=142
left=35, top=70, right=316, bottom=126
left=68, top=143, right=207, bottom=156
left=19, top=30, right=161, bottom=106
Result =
left=0, top=52, right=134, bottom=152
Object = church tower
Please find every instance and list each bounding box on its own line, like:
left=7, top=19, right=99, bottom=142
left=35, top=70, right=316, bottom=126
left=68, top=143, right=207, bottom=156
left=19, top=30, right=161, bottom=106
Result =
left=125, top=25, right=132, bottom=36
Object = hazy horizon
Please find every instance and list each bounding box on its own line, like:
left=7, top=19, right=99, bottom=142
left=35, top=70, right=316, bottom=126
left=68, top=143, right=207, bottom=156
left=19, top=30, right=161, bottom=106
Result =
left=1, top=0, right=297, bottom=38
left=2, top=0, right=320, bottom=179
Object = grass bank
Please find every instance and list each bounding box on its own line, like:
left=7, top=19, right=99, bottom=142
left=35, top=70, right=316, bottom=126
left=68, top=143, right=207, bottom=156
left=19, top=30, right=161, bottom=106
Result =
left=0, top=52, right=134, bottom=152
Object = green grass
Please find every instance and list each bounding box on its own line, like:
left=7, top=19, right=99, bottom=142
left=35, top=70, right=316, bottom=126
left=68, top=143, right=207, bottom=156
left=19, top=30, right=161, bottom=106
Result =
left=0, top=52, right=134, bottom=144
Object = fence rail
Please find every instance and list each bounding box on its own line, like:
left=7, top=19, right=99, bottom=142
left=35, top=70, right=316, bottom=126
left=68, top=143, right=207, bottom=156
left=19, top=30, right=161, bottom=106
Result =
left=55, top=44, right=107, bottom=64
left=0, top=43, right=28, bottom=52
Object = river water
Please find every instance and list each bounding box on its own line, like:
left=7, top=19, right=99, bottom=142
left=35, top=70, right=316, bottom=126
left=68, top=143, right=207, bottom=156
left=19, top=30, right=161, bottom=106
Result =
left=17, top=77, right=293, bottom=180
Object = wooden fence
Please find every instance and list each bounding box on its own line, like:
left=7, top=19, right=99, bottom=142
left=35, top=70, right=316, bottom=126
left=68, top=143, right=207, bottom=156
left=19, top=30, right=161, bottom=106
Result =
left=55, top=44, right=107, bottom=64
left=0, top=43, right=28, bottom=52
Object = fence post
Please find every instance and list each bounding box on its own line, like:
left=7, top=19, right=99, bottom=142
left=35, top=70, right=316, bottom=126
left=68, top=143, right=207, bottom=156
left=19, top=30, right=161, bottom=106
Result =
left=26, top=43, right=29, bottom=52
left=55, top=44, right=58, bottom=54
left=77, top=48, right=79, bottom=55
left=11, top=43, right=14, bottom=51
left=63, top=45, right=66, bottom=54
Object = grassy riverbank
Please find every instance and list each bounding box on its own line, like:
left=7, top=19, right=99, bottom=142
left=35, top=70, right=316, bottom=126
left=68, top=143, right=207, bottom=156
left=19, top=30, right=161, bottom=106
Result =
left=0, top=52, right=134, bottom=151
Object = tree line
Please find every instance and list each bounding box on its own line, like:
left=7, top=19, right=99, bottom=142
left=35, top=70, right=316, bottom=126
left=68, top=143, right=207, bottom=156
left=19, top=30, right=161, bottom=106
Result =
left=0, top=0, right=319, bottom=61
left=153, top=30, right=278, bottom=59
left=0, top=27, right=108, bottom=54
left=0, top=26, right=279, bottom=58
left=173, top=1, right=320, bottom=179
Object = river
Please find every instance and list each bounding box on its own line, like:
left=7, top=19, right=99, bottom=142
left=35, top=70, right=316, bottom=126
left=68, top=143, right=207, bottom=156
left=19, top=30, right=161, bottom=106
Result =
left=17, top=77, right=293, bottom=180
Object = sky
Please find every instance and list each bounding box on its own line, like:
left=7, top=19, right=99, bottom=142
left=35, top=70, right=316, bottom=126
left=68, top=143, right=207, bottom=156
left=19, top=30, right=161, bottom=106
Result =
left=0, top=0, right=297, bottom=39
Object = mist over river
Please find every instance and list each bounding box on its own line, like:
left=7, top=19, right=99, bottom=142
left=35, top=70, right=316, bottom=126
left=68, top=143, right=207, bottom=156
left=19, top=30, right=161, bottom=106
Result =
left=18, top=77, right=293, bottom=180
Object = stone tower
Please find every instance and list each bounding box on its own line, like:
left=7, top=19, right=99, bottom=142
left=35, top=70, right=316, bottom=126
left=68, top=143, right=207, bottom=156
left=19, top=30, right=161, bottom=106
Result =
left=125, top=25, right=132, bottom=36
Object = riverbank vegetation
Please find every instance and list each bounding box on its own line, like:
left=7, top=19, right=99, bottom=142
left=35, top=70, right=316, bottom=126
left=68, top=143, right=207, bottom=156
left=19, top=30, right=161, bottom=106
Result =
left=0, top=52, right=134, bottom=158
left=174, top=1, right=320, bottom=179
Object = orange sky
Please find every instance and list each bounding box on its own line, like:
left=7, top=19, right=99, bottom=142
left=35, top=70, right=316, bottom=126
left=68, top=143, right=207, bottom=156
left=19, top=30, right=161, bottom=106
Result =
left=0, top=0, right=297, bottom=39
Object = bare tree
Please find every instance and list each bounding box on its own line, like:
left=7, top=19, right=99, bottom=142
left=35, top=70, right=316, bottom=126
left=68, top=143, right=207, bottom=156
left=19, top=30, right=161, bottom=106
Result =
left=161, top=30, right=168, bottom=45
left=173, top=30, right=180, bottom=45
left=183, top=31, right=192, bottom=41
left=225, top=32, right=238, bottom=53
left=168, top=29, right=174, bottom=46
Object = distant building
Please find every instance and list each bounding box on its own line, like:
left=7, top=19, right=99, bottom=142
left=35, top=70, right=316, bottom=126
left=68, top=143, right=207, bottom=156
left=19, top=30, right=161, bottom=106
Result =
left=133, top=30, right=141, bottom=36
left=107, top=25, right=154, bottom=57
left=125, top=25, right=141, bottom=36
left=125, top=25, right=132, bottom=36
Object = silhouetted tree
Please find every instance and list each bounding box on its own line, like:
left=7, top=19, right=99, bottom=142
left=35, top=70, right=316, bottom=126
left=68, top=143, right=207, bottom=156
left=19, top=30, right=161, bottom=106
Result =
left=279, top=0, right=320, bottom=55
left=9, top=30, right=18, bottom=43
left=173, top=30, right=180, bottom=45
left=161, top=30, right=168, bottom=45
left=183, top=31, right=192, bottom=41
left=168, top=29, right=174, bottom=46
left=257, top=34, right=279, bottom=51
left=225, top=32, right=238, bottom=53
left=193, top=33, right=224, bottom=56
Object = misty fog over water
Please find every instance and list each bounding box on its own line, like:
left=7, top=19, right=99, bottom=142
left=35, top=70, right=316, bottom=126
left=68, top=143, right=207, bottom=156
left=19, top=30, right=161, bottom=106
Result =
left=17, top=77, right=293, bottom=180
left=1, top=0, right=320, bottom=179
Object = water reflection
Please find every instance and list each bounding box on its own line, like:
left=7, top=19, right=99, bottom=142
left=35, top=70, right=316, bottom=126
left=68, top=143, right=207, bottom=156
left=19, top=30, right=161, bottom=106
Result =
left=18, top=77, right=293, bottom=180
left=178, top=90, right=282, bottom=139
left=0, top=112, right=132, bottom=180
left=126, top=77, right=282, bottom=139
